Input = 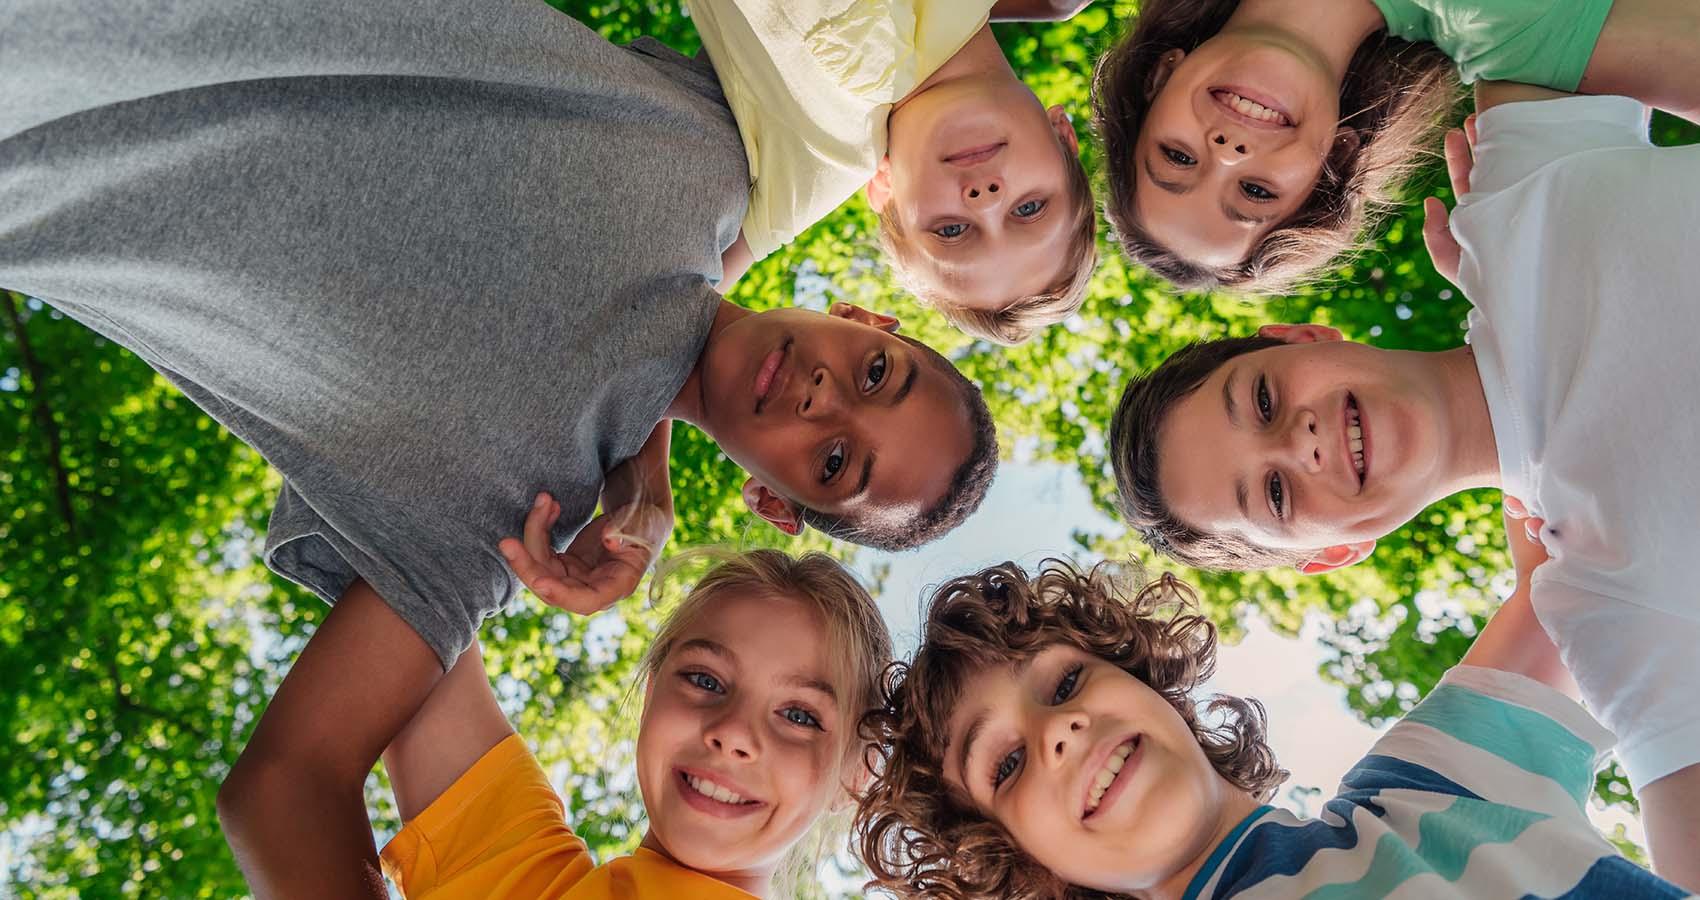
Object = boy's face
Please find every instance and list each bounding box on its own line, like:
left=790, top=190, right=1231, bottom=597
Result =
left=1157, top=327, right=1453, bottom=562
left=637, top=590, right=847, bottom=878
left=872, top=79, right=1081, bottom=310
left=1131, top=35, right=1345, bottom=267
left=694, top=303, right=974, bottom=534
left=942, top=643, right=1231, bottom=893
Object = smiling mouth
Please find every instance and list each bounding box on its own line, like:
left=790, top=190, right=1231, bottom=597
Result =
left=676, top=769, right=765, bottom=816
left=753, top=338, right=791, bottom=414
left=1210, top=89, right=1293, bottom=128
left=943, top=142, right=1006, bottom=167
left=1346, top=393, right=1367, bottom=489
left=1083, top=736, right=1141, bottom=819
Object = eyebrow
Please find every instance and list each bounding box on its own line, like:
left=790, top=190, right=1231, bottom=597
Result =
left=679, top=638, right=838, bottom=702
left=850, top=452, right=874, bottom=501
left=1223, top=201, right=1276, bottom=225
left=893, top=355, right=919, bottom=405
left=1224, top=369, right=1251, bottom=519
left=956, top=711, right=988, bottom=792
left=1143, top=157, right=1191, bottom=195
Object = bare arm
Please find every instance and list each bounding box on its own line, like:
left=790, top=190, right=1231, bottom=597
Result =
left=989, top=0, right=1092, bottom=22
left=382, top=642, right=515, bottom=821
left=1475, top=81, right=1574, bottom=114
left=1458, top=507, right=1577, bottom=698
left=718, top=232, right=754, bottom=291
left=1641, top=765, right=1700, bottom=892
left=217, top=580, right=445, bottom=900
left=1579, top=0, right=1700, bottom=123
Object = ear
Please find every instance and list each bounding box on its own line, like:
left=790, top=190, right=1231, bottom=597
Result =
left=1046, top=105, right=1080, bottom=156
left=1297, top=541, right=1376, bottom=574
left=864, top=156, right=894, bottom=213
left=828, top=301, right=901, bottom=333
left=1256, top=323, right=1344, bottom=344
left=742, top=477, right=805, bottom=536
left=1148, top=48, right=1186, bottom=100
left=1328, top=125, right=1364, bottom=171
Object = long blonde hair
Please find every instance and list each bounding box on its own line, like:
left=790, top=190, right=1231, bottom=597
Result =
left=640, top=549, right=894, bottom=895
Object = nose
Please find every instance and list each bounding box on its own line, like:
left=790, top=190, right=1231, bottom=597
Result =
left=799, top=367, right=845, bottom=419
left=1282, top=409, right=1324, bottom=475
left=704, top=709, right=761, bottom=762
left=1208, top=130, right=1253, bottom=166
left=963, top=175, right=1002, bottom=204
left=1041, top=706, right=1090, bottom=768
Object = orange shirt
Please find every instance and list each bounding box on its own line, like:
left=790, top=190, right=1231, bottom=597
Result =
left=380, top=735, right=756, bottom=900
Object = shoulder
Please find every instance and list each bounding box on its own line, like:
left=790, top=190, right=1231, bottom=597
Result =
left=381, top=735, right=592, bottom=898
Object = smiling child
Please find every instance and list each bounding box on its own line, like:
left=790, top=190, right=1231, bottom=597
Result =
left=376, top=550, right=893, bottom=898
left=855, top=555, right=1688, bottom=898
left=1106, top=82, right=1700, bottom=887
left=1092, top=0, right=1700, bottom=295
left=691, top=0, right=1098, bottom=344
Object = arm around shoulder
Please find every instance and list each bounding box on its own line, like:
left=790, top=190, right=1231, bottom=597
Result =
left=382, top=641, right=515, bottom=822
left=1456, top=507, right=1576, bottom=699
left=218, top=579, right=447, bottom=900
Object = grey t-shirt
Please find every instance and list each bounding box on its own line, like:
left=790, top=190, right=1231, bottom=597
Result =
left=0, top=0, right=750, bottom=668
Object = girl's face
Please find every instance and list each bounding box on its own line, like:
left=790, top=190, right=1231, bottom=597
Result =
left=1132, top=31, right=1346, bottom=267
left=636, top=591, right=848, bottom=887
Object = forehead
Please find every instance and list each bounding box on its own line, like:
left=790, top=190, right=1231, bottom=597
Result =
left=670, top=590, right=832, bottom=673
left=1156, top=371, right=1250, bottom=538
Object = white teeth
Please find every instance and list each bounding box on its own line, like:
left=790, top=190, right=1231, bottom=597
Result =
left=1348, top=425, right=1362, bottom=441
left=1223, top=92, right=1284, bottom=123
left=685, top=774, right=748, bottom=805
left=1085, top=740, right=1138, bottom=814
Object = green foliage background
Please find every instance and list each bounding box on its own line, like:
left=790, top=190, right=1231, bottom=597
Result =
left=3, top=1, right=1693, bottom=894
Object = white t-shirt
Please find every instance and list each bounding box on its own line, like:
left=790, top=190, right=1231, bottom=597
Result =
left=1453, top=95, right=1700, bottom=792
left=686, top=0, right=993, bottom=260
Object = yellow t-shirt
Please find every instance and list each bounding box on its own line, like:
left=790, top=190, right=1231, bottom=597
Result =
left=688, top=0, right=995, bottom=259
left=380, top=735, right=755, bottom=900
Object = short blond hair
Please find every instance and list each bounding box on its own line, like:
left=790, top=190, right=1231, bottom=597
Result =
left=879, top=140, right=1098, bottom=346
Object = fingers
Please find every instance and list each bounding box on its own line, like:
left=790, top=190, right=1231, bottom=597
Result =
left=1502, top=495, right=1528, bottom=519
left=522, top=493, right=560, bottom=565
left=1443, top=127, right=1473, bottom=199
left=1523, top=517, right=1547, bottom=546
left=1422, top=197, right=1461, bottom=284
left=1464, top=113, right=1478, bottom=149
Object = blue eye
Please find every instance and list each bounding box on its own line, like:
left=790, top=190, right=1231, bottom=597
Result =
left=934, top=223, right=968, bottom=239
left=1162, top=146, right=1196, bottom=167
left=685, top=671, right=724, bottom=693
left=1242, top=181, right=1276, bottom=201
left=781, top=706, right=822, bottom=729
left=1052, top=664, right=1082, bottom=704
left=992, top=746, right=1024, bottom=788
left=863, top=354, right=888, bottom=392
left=1015, top=199, right=1044, bottom=218
left=820, top=442, right=845, bottom=482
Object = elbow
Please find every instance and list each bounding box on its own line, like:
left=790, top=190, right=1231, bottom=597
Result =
left=217, top=751, right=271, bottom=839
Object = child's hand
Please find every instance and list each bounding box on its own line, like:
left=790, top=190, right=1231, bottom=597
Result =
left=499, top=491, right=672, bottom=616
left=1502, top=494, right=1548, bottom=552
left=1422, top=116, right=1477, bottom=286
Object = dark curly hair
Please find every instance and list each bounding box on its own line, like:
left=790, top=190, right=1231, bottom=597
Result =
left=855, top=558, right=1286, bottom=899
left=798, top=336, right=999, bottom=551
left=1092, top=0, right=1458, bottom=295
left=1108, top=335, right=1306, bottom=571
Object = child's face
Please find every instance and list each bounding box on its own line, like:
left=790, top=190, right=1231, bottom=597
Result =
left=695, top=303, right=974, bottom=533
left=1157, top=328, right=1453, bottom=561
left=941, top=643, right=1231, bottom=893
left=637, top=590, right=848, bottom=880
left=1131, top=34, right=1345, bottom=267
left=874, top=79, right=1081, bottom=310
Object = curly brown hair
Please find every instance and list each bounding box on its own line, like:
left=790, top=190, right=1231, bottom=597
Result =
left=1092, top=0, right=1458, bottom=296
left=854, top=558, right=1286, bottom=899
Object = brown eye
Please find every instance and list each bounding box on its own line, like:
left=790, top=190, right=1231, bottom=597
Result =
left=1268, top=472, right=1286, bottom=520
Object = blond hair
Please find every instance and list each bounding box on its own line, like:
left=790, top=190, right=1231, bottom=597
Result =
left=640, top=549, right=894, bottom=894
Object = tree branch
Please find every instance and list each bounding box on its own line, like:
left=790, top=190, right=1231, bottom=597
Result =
left=3, top=290, right=77, bottom=536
